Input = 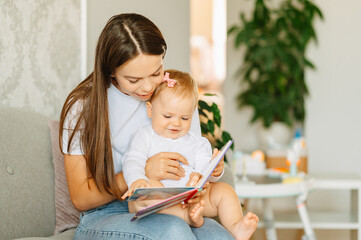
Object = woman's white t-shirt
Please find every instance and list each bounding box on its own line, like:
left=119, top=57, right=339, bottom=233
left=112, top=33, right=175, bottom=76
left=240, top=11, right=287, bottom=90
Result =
left=62, top=83, right=201, bottom=174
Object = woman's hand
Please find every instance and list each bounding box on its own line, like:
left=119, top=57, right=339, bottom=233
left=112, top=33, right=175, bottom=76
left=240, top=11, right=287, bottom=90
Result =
left=145, top=152, right=188, bottom=181
left=211, top=148, right=224, bottom=177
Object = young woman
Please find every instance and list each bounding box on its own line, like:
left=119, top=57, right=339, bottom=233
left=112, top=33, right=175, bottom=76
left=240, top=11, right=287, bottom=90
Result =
left=59, top=13, right=234, bottom=239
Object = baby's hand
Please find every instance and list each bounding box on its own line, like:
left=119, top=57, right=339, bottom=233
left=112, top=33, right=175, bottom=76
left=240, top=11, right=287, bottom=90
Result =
left=186, top=172, right=202, bottom=187
left=121, top=179, right=150, bottom=199
left=183, top=172, right=205, bottom=208
left=131, top=179, right=150, bottom=190
left=211, top=148, right=224, bottom=177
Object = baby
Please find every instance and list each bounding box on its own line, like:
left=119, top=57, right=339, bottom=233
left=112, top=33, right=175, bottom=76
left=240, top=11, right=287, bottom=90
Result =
left=122, top=70, right=258, bottom=240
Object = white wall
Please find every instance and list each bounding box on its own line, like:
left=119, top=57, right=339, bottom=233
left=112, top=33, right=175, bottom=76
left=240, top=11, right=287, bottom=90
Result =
left=86, top=0, right=190, bottom=75
left=306, top=0, right=361, bottom=176
left=225, top=0, right=258, bottom=152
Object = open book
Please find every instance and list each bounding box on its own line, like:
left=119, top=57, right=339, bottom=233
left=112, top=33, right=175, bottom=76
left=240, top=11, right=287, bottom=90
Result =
left=128, top=140, right=233, bottom=221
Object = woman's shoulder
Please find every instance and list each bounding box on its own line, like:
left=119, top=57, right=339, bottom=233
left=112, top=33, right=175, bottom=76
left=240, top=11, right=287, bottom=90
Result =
left=64, top=99, right=85, bottom=126
left=70, top=99, right=85, bottom=114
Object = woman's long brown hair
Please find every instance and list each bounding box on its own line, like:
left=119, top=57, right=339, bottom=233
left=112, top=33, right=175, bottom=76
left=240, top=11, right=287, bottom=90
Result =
left=59, top=13, right=167, bottom=199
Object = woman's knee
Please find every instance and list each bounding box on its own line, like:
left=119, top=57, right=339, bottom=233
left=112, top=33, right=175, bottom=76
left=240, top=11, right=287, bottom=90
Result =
left=76, top=213, right=197, bottom=240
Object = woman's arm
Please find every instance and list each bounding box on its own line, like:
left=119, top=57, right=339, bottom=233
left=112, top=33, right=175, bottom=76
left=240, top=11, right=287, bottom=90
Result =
left=64, top=154, right=128, bottom=211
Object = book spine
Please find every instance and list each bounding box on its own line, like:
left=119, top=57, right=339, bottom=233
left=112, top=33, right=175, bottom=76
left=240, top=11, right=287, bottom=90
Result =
left=184, top=189, right=199, bottom=203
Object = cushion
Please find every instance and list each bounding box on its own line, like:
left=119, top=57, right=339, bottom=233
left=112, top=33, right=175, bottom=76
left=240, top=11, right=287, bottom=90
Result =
left=0, top=107, right=55, bottom=239
left=48, top=120, right=80, bottom=234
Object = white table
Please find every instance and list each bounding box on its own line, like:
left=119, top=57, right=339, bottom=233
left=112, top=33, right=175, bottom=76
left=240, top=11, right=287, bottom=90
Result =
left=235, top=175, right=317, bottom=240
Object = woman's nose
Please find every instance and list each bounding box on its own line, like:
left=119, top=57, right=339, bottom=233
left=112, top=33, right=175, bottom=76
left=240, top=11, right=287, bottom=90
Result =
left=141, top=78, right=154, bottom=92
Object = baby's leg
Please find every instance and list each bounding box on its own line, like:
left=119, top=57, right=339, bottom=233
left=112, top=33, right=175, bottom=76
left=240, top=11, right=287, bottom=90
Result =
left=187, top=200, right=205, bottom=227
left=201, top=182, right=259, bottom=240
left=156, top=201, right=205, bottom=228
left=128, top=200, right=148, bottom=213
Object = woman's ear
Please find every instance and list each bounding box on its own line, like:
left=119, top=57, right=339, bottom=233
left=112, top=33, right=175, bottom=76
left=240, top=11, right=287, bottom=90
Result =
left=146, top=101, right=152, bottom=118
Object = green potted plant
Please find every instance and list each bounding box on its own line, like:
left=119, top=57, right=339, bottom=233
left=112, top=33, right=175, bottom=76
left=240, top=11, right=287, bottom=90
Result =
left=228, top=0, right=323, bottom=134
left=198, top=94, right=234, bottom=162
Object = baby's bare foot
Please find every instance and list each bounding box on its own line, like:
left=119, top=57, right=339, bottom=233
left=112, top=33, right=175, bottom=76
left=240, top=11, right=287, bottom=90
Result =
left=231, top=212, right=259, bottom=240
left=187, top=200, right=205, bottom=228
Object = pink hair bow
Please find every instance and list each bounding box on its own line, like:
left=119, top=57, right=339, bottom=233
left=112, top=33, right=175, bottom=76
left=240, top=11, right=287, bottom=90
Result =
left=163, top=72, right=176, bottom=87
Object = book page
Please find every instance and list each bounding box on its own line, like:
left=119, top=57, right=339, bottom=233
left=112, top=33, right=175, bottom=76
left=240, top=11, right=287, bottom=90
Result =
left=128, top=187, right=195, bottom=201
left=197, top=140, right=234, bottom=188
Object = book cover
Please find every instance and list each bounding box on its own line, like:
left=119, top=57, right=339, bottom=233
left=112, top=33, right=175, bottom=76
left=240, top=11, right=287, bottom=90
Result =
left=129, top=140, right=233, bottom=221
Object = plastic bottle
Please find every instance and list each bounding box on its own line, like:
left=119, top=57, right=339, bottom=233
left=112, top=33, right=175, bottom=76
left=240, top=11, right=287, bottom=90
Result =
left=287, top=128, right=306, bottom=177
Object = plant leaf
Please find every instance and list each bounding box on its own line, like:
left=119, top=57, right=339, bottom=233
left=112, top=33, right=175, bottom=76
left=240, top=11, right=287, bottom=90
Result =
left=198, top=100, right=211, bottom=112
left=211, top=103, right=221, bottom=127
left=206, top=120, right=215, bottom=136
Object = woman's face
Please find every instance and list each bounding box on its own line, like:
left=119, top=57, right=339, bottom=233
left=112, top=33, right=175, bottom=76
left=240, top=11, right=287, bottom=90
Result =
left=112, top=54, right=164, bottom=101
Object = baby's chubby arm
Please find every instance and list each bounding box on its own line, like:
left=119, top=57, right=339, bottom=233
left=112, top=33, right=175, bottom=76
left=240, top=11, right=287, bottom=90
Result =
left=122, top=127, right=153, bottom=190
left=195, top=138, right=224, bottom=182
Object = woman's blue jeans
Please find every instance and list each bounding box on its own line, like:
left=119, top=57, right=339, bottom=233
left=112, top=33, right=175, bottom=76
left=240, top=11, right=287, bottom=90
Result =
left=74, top=200, right=234, bottom=240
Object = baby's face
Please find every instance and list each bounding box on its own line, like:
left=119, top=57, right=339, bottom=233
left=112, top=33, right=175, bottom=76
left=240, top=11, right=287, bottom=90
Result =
left=147, top=89, right=195, bottom=139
